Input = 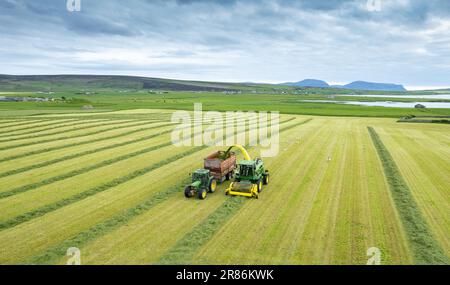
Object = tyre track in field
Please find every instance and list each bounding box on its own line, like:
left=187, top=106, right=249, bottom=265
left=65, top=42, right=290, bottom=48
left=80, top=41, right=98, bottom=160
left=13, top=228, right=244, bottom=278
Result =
left=0, top=118, right=297, bottom=231
left=368, top=127, right=449, bottom=264
left=22, top=119, right=309, bottom=264
left=0, top=120, right=167, bottom=151
left=0, top=122, right=175, bottom=163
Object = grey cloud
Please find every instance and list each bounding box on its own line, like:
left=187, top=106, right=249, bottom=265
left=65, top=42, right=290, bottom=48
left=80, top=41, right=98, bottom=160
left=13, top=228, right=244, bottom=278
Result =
left=0, top=0, right=449, bottom=86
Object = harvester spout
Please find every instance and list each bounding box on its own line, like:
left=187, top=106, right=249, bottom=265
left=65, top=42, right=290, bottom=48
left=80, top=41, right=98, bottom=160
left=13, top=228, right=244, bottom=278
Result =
left=225, top=145, right=251, bottom=160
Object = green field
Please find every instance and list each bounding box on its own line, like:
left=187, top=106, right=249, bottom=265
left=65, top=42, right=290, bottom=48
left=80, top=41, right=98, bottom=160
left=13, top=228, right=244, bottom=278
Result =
left=0, top=108, right=448, bottom=265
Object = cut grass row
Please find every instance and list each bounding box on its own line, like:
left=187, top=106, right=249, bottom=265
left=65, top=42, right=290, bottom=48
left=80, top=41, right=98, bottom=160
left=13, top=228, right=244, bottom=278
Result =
left=188, top=119, right=339, bottom=264
left=192, top=119, right=411, bottom=265
left=0, top=119, right=130, bottom=141
left=0, top=116, right=294, bottom=180
left=26, top=178, right=191, bottom=265
left=0, top=141, right=173, bottom=200
left=368, top=126, right=448, bottom=264
left=75, top=118, right=311, bottom=264
left=0, top=120, right=166, bottom=151
left=156, top=120, right=315, bottom=264
left=0, top=119, right=58, bottom=132
left=0, top=146, right=206, bottom=232
left=0, top=118, right=298, bottom=229
left=2, top=119, right=307, bottom=264
left=0, top=119, right=108, bottom=138
left=0, top=127, right=175, bottom=179
left=0, top=122, right=175, bottom=163
left=0, top=119, right=132, bottom=143
left=376, top=125, right=450, bottom=256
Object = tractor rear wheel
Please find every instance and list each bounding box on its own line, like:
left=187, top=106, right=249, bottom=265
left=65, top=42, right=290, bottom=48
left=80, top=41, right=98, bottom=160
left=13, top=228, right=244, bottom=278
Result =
left=184, top=186, right=194, bottom=198
left=208, top=178, right=217, bottom=193
left=198, top=189, right=207, bottom=200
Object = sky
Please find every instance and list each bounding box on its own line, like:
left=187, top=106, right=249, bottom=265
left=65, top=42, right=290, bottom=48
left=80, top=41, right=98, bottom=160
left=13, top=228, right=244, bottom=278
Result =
left=0, top=0, right=449, bottom=90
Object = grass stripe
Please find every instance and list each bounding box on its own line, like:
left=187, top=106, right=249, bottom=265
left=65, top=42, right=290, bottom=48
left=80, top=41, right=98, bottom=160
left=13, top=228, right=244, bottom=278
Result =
left=0, top=120, right=167, bottom=151
left=24, top=178, right=190, bottom=265
left=0, top=119, right=109, bottom=139
left=0, top=122, right=175, bottom=163
left=368, top=127, right=449, bottom=264
left=157, top=197, right=247, bottom=264
left=0, top=119, right=140, bottom=143
left=0, top=147, right=206, bottom=231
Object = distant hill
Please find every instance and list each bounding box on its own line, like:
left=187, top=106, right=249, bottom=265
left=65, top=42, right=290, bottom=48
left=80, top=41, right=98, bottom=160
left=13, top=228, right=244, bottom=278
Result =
left=342, top=81, right=406, bottom=92
left=0, top=74, right=409, bottom=93
left=282, top=79, right=329, bottom=88
left=282, top=79, right=406, bottom=91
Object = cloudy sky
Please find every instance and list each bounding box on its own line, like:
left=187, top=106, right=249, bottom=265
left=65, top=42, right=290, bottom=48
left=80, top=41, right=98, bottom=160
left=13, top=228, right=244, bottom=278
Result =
left=0, top=0, right=449, bottom=89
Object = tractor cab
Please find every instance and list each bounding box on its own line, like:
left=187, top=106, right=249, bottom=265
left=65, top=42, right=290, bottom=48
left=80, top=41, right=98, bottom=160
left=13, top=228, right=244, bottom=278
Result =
left=235, top=160, right=256, bottom=181
left=192, top=169, right=210, bottom=185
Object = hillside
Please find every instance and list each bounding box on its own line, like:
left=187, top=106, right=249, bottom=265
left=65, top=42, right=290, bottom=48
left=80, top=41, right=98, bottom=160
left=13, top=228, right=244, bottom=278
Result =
left=343, top=81, right=406, bottom=91
left=282, top=79, right=407, bottom=92
left=282, top=79, right=329, bottom=88
left=0, top=75, right=246, bottom=92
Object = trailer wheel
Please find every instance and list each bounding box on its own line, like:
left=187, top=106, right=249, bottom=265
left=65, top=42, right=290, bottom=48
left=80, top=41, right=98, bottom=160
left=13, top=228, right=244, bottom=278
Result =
left=198, top=189, right=207, bottom=200
left=184, top=186, right=194, bottom=198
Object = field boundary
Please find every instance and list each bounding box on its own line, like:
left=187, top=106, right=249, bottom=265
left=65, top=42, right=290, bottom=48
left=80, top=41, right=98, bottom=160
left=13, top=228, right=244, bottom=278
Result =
left=367, top=126, right=449, bottom=264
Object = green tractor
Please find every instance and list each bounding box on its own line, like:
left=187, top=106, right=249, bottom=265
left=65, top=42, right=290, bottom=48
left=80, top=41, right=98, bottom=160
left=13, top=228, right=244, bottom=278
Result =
left=184, top=169, right=217, bottom=200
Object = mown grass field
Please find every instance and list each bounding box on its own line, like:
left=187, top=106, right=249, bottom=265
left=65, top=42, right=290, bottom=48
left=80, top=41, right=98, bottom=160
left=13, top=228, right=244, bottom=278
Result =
left=0, top=109, right=448, bottom=265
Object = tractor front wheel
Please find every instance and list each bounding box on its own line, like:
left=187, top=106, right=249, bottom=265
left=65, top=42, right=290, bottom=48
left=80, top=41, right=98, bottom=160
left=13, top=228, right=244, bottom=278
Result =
left=198, top=189, right=207, bottom=200
left=184, top=186, right=194, bottom=198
